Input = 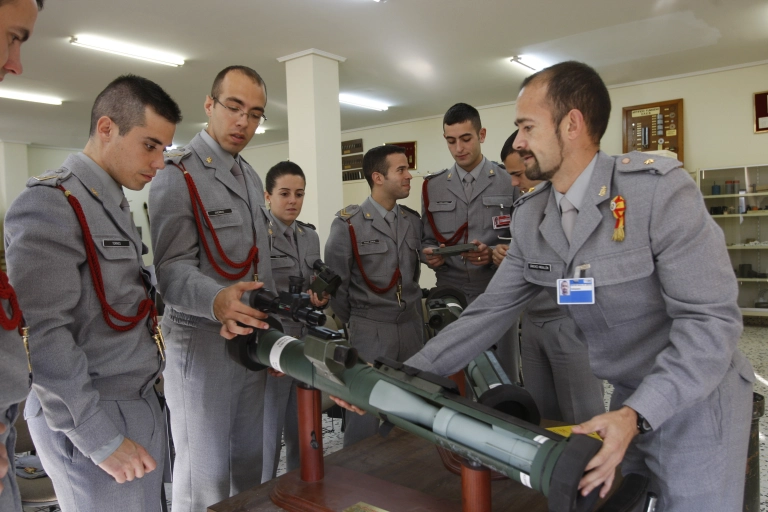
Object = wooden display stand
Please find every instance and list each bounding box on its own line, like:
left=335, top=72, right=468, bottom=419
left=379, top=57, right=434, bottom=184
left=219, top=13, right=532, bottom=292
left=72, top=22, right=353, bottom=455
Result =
left=269, top=383, right=492, bottom=512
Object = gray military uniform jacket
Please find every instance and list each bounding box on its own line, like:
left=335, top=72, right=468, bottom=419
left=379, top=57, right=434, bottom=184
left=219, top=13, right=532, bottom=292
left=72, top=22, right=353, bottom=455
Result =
left=260, top=206, right=321, bottom=337
left=422, top=158, right=517, bottom=296
left=325, top=197, right=422, bottom=324
left=409, top=151, right=754, bottom=432
left=149, top=132, right=274, bottom=328
left=4, top=153, right=163, bottom=458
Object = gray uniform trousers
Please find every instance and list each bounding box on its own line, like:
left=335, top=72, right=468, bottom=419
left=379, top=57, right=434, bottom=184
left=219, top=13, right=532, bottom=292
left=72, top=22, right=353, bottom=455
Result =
left=161, top=314, right=266, bottom=511
left=0, top=404, right=21, bottom=512
left=465, top=291, right=519, bottom=384
left=343, top=308, right=424, bottom=447
left=28, top=394, right=165, bottom=512
left=521, top=292, right=605, bottom=423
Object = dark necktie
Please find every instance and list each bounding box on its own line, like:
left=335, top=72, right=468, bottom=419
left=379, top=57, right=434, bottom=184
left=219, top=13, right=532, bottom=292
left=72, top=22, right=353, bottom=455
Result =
left=231, top=160, right=246, bottom=189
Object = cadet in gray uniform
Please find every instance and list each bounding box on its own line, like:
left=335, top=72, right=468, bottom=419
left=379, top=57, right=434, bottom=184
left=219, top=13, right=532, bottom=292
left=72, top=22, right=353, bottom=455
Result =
left=406, top=62, right=753, bottom=510
left=259, top=161, right=327, bottom=481
left=325, top=145, right=424, bottom=447
left=149, top=66, right=274, bottom=512
left=493, top=131, right=604, bottom=424
left=5, top=75, right=180, bottom=512
left=0, top=0, right=44, bottom=509
left=421, top=103, right=519, bottom=380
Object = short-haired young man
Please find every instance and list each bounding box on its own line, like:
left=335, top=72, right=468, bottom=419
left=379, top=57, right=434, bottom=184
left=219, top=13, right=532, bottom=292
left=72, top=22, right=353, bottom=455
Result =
left=5, top=74, right=181, bottom=511
left=421, top=103, right=520, bottom=380
left=325, top=145, right=424, bottom=447
left=149, top=65, right=274, bottom=511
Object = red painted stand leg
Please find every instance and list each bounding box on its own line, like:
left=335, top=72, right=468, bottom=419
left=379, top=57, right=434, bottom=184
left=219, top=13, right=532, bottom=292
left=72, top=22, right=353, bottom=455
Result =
left=449, top=370, right=467, bottom=397
left=461, top=461, right=492, bottom=512
left=296, top=384, right=324, bottom=482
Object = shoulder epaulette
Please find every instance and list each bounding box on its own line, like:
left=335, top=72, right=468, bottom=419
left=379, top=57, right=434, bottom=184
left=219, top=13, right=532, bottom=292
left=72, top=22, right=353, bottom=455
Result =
left=615, top=151, right=681, bottom=176
left=296, top=219, right=316, bottom=231
left=424, top=168, right=448, bottom=180
left=27, top=167, right=73, bottom=188
left=164, top=146, right=192, bottom=165
left=336, top=204, right=360, bottom=219
left=513, top=181, right=551, bottom=208
left=400, top=204, right=421, bottom=219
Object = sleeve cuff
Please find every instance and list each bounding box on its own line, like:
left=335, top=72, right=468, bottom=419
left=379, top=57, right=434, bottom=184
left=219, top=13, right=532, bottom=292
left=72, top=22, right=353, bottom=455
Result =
left=622, top=385, right=675, bottom=431
left=89, top=434, right=124, bottom=465
left=66, top=407, right=122, bottom=457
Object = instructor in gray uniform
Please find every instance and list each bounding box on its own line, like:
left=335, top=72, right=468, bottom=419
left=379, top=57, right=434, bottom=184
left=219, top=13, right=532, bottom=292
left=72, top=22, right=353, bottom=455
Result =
left=5, top=75, right=180, bottom=512
left=421, top=103, right=519, bottom=380
left=325, top=145, right=424, bottom=447
left=149, top=65, right=274, bottom=512
left=493, top=131, right=604, bottom=424
left=0, top=0, right=44, bottom=509
left=405, top=61, right=753, bottom=510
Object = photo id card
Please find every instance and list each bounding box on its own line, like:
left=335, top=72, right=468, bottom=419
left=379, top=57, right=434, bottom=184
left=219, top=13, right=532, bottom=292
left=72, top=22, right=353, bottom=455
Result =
left=557, top=278, right=595, bottom=305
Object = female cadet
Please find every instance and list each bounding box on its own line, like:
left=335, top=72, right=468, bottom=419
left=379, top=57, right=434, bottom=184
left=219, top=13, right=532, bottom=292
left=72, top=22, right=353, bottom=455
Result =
left=260, top=161, right=327, bottom=481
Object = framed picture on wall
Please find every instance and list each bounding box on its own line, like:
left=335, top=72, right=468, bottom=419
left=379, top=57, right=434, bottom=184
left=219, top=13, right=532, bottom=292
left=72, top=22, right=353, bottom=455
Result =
left=754, top=91, right=768, bottom=134
left=385, top=141, right=417, bottom=170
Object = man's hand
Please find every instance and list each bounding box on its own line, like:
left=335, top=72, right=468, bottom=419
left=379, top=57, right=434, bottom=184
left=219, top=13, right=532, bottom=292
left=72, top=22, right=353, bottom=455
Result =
left=423, top=245, right=445, bottom=268
left=329, top=396, right=366, bottom=416
left=308, top=290, right=329, bottom=308
left=0, top=423, right=7, bottom=496
left=267, top=368, right=286, bottom=378
left=492, top=244, right=509, bottom=267
left=463, top=240, right=491, bottom=266
left=214, top=281, right=270, bottom=340
left=97, top=437, right=157, bottom=484
left=571, top=406, right=639, bottom=498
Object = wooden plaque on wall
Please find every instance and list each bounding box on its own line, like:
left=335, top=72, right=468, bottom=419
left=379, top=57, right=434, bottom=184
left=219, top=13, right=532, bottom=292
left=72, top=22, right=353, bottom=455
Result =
left=622, top=99, right=684, bottom=164
left=341, top=138, right=363, bottom=155
left=754, top=91, right=768, bottom=134
left=385, top=141, right=417, bottom=170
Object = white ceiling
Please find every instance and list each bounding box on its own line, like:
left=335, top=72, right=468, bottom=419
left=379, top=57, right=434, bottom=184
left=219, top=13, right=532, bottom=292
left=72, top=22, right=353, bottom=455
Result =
left=1, top=0, right=767, bottom=150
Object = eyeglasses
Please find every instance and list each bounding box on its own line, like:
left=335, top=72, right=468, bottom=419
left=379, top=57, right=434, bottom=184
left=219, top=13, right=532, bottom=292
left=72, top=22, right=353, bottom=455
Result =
left=213, top=97, right=267, bottom=126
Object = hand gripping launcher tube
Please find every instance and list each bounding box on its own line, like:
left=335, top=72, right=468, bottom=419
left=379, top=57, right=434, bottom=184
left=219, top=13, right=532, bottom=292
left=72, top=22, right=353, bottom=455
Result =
left=230, top=323, right=603, bottom=512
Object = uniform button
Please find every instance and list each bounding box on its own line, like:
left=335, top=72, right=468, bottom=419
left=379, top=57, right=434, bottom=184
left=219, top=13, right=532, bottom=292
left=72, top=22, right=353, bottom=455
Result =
left=622, top=158, right=630, bottom=164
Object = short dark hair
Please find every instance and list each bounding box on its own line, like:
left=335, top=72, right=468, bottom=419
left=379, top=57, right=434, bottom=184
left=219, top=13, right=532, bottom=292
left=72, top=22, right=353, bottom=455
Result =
left=0, top=0, right=43, bottom=9
left=363, top=145, right=406, bottom=188
left=89, top=74, right=182, bottom=136
left=521, top=61, right=611, bottom=144
left=443, top=103, right=482, bottom=133
left=265, top=161, right=305, bottom=194
left=211, top=66, right=267, bottom=101
left=500, top=130, right=519, bottom=162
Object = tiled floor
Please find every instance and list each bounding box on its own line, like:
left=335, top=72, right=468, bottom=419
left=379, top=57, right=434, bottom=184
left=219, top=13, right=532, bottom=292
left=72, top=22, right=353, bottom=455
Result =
left=22, top=326, right=768, bottom=511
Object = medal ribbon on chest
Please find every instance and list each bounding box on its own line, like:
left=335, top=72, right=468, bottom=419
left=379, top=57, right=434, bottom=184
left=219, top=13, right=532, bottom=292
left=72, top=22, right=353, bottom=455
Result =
left=610, top=195, right=626, bottom=242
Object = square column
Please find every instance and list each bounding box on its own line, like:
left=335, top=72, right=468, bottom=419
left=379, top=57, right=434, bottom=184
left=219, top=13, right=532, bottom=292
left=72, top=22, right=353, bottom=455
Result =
left=278, top=49, right=346, bottom=248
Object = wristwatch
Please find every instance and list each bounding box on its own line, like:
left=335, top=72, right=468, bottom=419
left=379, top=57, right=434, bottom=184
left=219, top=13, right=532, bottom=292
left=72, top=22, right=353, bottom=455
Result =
left=636, top=412, right=652, bottom=434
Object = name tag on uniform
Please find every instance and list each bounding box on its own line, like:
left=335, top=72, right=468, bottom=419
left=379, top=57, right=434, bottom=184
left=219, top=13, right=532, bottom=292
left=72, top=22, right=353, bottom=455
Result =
left=493, top=214, right=510, bottom=230
left=361, top=240, right=380, bottom=245
left=207, top=208, right=232, bottom=216
left=271, top=255, right=288, bottom=259
left=528, top=263, right=551, bottom=271
left=102, top=240, right=130, bottom=247
left=557, top=278, right=595, bottom=305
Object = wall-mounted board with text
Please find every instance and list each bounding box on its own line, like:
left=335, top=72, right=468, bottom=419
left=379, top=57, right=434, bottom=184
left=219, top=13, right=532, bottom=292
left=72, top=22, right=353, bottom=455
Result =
left=622, top=99, right=684, bottom=164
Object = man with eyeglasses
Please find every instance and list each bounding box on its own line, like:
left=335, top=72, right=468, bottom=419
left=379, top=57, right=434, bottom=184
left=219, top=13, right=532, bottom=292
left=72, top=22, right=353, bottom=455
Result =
left=149, top=65, right=274, bottom=512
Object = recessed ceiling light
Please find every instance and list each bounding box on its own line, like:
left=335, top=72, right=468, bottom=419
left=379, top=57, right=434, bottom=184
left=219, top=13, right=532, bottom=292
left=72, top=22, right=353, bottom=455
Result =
left=339, top=93, right=389, bottom=111
left=70, top=35, right=185, bottom=67
left=0, top=89, right=62, bottom=105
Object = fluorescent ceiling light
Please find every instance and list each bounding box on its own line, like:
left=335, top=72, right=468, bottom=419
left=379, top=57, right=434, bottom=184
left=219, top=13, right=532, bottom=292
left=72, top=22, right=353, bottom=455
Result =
left=339, top=93, right=389, bottom=111
left=255, top=126, right=266, bottom=134
left=510, top=55, right=546, bottom=72
left=0, top=89, right=62, bottom=105
left=70, top=35, right=185, bottom=67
